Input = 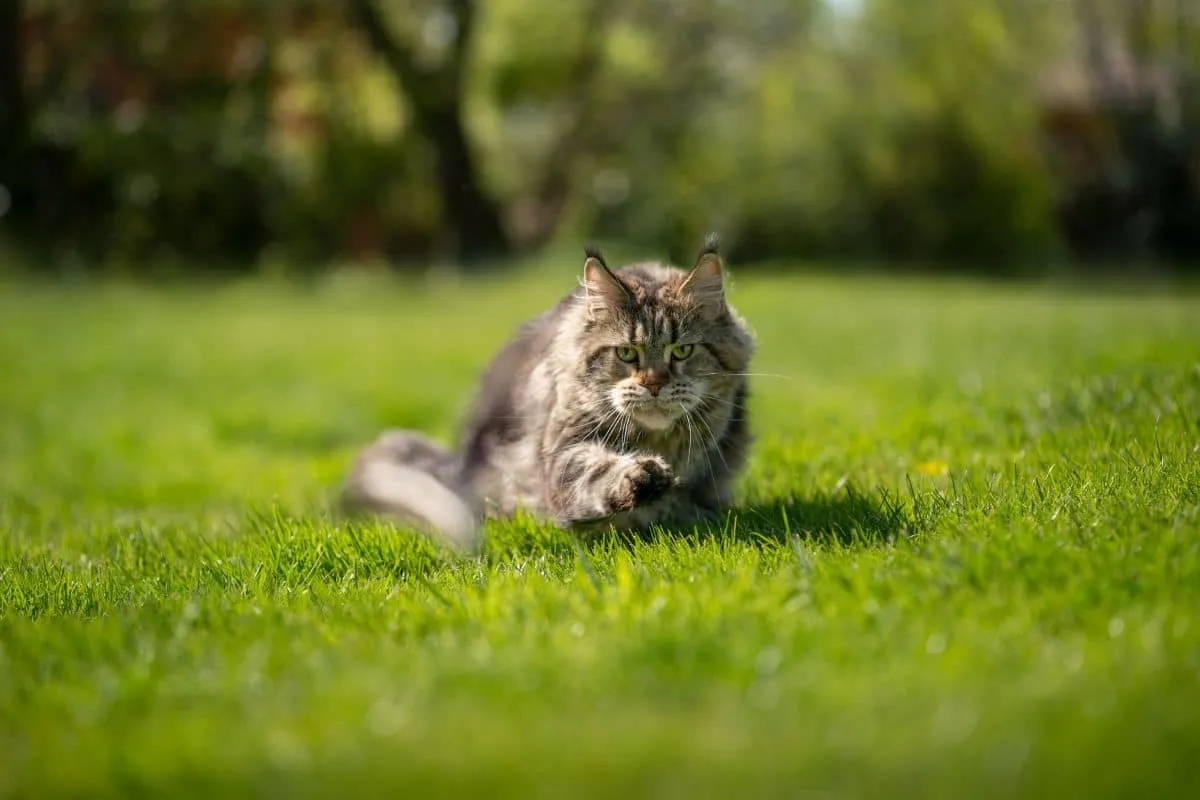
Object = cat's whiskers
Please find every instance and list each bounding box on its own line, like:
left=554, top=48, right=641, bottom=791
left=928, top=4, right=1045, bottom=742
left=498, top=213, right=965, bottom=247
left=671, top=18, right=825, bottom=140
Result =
left=698, top=371, right=791, bottom=381
left=583, top=405, right=622, bottom=446
left=617, top=407, right=634, bottom=450
left=696, top=391, right=742, bottom=412
left=672, top=397, right=718, bottom=493
left=678, top=402, right=695, bottom=472
left=691, top=409, right=730, bottom=484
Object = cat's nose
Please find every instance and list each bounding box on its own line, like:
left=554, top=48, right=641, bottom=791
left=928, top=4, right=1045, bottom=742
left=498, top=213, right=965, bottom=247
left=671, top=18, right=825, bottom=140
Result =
left=641, top=373, right=665, bottom=396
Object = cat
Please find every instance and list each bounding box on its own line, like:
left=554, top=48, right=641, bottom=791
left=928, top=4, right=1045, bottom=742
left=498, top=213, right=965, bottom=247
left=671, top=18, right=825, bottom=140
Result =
left=341, top=235, right=756, bottom=550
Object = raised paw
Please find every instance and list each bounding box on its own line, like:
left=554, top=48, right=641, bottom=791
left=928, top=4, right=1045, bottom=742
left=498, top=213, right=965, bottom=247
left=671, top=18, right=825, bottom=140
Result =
left=609, top=455, right=676, bottom=513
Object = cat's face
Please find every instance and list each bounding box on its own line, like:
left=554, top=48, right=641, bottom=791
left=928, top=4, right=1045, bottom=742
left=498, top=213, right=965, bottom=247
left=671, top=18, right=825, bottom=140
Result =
left=578, top=245, right=752, bottom=433
left=603, top=334, right=722, bottom=431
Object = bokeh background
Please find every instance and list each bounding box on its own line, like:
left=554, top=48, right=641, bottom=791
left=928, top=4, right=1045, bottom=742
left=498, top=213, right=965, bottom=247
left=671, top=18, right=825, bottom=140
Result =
left=1, top=0, right=1198, bottom=277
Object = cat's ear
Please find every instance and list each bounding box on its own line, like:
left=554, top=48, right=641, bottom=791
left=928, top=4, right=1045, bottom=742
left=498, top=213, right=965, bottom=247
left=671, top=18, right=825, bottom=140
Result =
left=582, top=245, right=630, bottom=317
left=680, top=232, right=725, bottom=314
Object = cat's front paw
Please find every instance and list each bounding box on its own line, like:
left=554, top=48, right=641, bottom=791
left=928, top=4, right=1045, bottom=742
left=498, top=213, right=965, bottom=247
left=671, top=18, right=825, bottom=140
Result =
left=609, top=455, right=676, bottom=513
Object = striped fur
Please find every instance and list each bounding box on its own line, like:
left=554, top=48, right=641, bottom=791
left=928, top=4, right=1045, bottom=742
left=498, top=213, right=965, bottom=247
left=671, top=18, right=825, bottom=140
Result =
left=342, top=237, right=756, bottom=549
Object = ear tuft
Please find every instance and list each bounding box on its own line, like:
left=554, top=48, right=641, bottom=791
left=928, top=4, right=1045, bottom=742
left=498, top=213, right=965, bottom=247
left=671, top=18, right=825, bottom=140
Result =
left=583, top=244, right=608, bottom=266
left=697, top=231, right=720, bottom=260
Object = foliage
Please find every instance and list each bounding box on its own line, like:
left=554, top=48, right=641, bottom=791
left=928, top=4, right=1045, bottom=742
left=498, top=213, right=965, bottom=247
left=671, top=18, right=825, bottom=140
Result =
left=0, top=0, right=1197, bottom=271
left=2, top=269, right=1199, bottom=795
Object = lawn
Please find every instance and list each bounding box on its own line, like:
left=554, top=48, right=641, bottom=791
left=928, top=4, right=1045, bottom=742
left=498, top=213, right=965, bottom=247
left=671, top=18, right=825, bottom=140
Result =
left=1, top=266, right=1198, bottom=798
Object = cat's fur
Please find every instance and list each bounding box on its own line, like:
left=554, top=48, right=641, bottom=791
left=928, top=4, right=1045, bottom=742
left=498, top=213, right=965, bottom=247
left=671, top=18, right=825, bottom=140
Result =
left=342, top=236, right=756, bottom=550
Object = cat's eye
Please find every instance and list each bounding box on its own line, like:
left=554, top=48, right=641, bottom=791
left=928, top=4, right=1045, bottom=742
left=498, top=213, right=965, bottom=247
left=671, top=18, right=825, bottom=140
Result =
left=615, top=345, right=639, bottom=363
left=669, top=343, right=695, bottom=361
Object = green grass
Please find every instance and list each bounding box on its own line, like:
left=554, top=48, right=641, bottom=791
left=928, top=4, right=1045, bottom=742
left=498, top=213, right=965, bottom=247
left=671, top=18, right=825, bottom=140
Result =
left=2, top=268, right=1199, bottom=798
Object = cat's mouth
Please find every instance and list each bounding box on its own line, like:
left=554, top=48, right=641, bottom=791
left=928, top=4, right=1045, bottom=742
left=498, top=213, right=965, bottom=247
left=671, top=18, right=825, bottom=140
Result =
left=626, top=396, right=702, bottom=431
left=612, top=386, right=701, bottom=432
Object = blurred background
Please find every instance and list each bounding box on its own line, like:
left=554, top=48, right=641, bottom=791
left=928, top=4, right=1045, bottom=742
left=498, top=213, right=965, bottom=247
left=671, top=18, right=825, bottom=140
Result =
left=1, top=0, right=1197, bottom=278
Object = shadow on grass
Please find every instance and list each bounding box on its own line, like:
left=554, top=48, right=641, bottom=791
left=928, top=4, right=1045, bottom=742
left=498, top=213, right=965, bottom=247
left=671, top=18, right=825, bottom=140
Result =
left=592, top=484, right=916, bottom=551
left=354, top=484, right=918, bottom=561
left=715, top=485, right=914, bottom=546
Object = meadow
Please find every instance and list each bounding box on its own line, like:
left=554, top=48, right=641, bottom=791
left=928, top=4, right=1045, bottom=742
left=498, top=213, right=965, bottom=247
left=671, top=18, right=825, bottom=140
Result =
left=1, top=264, right=1198, bottom=798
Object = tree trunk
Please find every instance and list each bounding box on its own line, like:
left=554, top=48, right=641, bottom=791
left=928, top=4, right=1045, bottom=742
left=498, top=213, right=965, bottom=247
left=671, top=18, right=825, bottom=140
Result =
left=349, top=0, right=510, bottom=265
left=422, top=104, right=509, bottom=261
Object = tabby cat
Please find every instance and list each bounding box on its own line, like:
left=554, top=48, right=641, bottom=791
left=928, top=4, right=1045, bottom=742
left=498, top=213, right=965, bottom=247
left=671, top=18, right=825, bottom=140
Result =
left=342, top=236, right=756, bottom=550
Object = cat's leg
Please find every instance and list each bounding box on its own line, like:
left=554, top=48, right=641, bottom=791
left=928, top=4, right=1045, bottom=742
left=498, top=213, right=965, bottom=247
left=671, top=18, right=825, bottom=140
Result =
left=543, top=443, right=678, bottom=526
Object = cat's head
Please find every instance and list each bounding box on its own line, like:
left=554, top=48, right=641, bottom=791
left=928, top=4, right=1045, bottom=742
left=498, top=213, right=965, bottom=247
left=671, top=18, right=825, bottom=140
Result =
left=576, top=235, right=754, bottom=432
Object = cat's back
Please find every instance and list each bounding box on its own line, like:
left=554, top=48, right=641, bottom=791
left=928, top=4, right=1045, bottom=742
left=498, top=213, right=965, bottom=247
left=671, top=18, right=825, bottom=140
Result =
left=458, top=289, right=578, bottom=477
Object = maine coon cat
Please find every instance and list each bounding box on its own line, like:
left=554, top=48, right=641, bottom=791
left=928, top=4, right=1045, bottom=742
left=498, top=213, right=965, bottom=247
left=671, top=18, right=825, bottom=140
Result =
left=342, top=235, right=756, bottom=550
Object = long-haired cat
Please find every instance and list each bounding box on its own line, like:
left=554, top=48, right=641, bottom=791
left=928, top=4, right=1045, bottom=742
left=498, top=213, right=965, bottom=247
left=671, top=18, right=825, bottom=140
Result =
left=342, top=235, right=756, bottom=550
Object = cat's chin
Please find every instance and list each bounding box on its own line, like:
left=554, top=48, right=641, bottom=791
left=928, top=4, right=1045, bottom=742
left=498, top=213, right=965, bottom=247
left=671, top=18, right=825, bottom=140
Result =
left=629, top=408, right=680, bottom=432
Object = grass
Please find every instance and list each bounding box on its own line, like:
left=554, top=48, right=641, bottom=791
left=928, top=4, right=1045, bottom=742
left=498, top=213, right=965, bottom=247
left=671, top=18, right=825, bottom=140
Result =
left=1, top=266, right=1198, bottom=798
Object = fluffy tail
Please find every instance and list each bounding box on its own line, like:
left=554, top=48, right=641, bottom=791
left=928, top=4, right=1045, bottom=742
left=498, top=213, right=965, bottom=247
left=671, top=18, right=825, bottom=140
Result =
left=341, top=430, right=481, bottom=551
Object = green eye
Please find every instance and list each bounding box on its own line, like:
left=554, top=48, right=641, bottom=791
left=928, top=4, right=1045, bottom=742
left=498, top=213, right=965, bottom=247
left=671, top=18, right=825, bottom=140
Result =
left=615, top=345, right=639, bottom=363
left=669, top=343, right=695, bottom=361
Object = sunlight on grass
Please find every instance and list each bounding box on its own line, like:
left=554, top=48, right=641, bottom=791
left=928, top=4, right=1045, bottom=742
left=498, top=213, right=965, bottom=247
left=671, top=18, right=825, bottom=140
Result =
left=1, top=270, right=1199, bottom=798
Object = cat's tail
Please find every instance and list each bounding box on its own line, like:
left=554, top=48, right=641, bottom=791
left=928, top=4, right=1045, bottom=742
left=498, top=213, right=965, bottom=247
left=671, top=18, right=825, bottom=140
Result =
left=341, top=430, right=482, bottom=552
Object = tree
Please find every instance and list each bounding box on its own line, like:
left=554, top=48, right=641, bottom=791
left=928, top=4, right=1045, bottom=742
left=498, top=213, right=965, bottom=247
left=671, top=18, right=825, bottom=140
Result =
left=1065, top=0, right=1200, bottom=264
left=348, top=0, right=625, bottom=262
left=349, top=0, right=509, bottom=262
